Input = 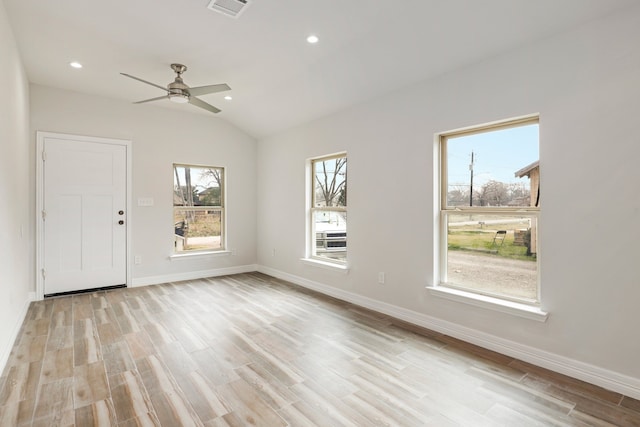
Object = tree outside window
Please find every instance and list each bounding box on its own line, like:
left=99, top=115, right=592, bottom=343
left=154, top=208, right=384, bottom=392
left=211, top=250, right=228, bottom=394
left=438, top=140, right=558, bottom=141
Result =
left=440, top=118, right=540, bottom=303
left=310, top=154, right=347, bottom=264
left=173, top=164, right=224, bottom=252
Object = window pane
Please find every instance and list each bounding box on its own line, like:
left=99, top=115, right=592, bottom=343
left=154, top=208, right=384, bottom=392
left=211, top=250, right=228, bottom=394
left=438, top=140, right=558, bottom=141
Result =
left=174, top=209, right=222, bottom=252
left=313, top=157, right=347, bottom=207
left=446, top=213, right=538, bottom=301
left=174, top=165, right=223, bottom=207
left=446, top=124, right=539, bottom=208
left=313, top=210, right=347, bottom=262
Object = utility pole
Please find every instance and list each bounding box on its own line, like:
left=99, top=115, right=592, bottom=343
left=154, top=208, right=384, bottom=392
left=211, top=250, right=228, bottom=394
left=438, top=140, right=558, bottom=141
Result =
left=469, top=151, right=474, bottom=206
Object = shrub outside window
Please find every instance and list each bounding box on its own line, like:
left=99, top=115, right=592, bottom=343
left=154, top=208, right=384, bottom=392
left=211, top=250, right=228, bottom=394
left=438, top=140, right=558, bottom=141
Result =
left=310, top=154, right=347, bottom=264
left=173, top=164, right=224, bottom=253
left=440, top=117, right=539, bottom=303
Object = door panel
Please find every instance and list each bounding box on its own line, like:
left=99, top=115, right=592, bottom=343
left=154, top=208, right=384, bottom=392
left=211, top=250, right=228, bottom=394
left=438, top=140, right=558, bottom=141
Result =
left=43, top=137, right=127, bottom=295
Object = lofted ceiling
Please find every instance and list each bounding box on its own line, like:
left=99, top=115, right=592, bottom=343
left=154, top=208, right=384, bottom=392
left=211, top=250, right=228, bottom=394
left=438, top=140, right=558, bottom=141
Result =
left=3, top=0, right=636, bottom=139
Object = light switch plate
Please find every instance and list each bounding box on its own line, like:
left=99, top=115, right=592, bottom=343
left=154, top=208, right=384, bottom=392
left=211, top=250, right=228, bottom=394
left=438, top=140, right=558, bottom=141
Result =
left=137, top=197, right=154, bottom=206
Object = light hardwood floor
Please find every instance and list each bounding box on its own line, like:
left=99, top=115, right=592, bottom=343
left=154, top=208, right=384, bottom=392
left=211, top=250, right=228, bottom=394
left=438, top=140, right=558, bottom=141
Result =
left=0, top=272, right=639, bottom=426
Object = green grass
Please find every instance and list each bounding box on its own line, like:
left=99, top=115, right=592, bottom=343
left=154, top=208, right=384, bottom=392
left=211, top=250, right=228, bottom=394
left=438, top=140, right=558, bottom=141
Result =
left=448, top=230, right=535, bottom=261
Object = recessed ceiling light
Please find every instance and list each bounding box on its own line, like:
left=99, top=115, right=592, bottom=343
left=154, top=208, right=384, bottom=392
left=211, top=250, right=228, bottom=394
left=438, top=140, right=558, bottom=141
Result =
left=69, top=61, right=83, bottom=69
left=306, top=35, right=319, bottom=44
left=224, top=96, right=233, bottom=101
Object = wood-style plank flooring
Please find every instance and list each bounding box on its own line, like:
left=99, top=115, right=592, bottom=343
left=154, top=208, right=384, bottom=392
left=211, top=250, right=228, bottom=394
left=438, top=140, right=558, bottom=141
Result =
left=1, top=272, right=639, bottom=426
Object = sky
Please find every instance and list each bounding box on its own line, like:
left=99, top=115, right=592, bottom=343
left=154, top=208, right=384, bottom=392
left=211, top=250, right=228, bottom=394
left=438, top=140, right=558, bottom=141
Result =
left=447, top=123, right=539, bottom=189
left=174, top=165, right=220, bottom=191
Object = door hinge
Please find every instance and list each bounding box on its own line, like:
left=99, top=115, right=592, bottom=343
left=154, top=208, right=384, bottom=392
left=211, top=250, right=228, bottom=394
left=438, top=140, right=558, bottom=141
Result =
left=42, top=210, right=46, bottom=220
left=41, top=268, right=46, bottom=278
left=42, top=151, right=47, bottom=161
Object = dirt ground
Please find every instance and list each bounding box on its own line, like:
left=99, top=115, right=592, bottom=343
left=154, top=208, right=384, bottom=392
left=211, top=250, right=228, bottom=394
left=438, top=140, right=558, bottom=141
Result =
left=447, top=250, right=537, bottom=300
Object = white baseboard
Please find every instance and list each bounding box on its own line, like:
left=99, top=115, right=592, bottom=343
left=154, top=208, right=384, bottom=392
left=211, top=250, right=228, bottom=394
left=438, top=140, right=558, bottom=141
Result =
left=131, top=264, right=258, bottom=287
left=0, top=291, right=35, bottom=375
left=257, top=265, right=640, bottom=400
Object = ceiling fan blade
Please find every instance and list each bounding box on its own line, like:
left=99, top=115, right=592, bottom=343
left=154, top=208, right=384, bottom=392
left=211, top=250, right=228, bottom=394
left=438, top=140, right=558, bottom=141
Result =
left=189, top=96, right=221, bottom=114
left=120, top=73, right=168, bottom=92
left=188, top=83, right=231, bottom=97
left=134, top=95, right=169, bottom=104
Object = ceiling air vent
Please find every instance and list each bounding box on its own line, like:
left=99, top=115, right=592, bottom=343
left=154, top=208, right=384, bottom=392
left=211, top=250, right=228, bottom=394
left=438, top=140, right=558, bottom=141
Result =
left=207, top=0, right=251, bottom=18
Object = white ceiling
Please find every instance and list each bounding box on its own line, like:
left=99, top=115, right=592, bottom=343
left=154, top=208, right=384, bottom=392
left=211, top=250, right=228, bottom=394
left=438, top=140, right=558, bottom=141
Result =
left=4, top=0, right=636, bottom=139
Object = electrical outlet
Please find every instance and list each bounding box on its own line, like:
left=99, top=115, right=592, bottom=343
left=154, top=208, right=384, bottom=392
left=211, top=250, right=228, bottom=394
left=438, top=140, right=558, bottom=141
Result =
left=272, top=248, right=276, bottom=256
left=378, top=272, right=385, bottom=284
left=134, top=256, right=142, bottom=265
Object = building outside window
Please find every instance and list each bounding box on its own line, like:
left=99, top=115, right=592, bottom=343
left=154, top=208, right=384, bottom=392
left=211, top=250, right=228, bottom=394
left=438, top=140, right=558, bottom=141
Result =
left=439, top=117, right=539, bottom=303
left=173, top=164, right=225, bottom=253
left=310, top=154, right=347, bottom=264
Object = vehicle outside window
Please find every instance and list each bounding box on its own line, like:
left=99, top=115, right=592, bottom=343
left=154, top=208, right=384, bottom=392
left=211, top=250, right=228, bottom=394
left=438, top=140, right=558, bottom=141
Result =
left=310, top=154, right=347, bottom=263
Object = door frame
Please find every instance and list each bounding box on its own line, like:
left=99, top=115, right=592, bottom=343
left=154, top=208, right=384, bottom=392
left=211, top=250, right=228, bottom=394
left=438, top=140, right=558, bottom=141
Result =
left=36, top=131, right=132, bottom=300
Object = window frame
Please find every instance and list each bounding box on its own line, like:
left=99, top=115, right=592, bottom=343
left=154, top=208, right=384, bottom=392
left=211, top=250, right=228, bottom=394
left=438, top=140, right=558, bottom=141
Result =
left=308, top=153, right=348, bottom=266
left=172, top=163, right=226, bottom=254
left=438, top=116, right=540, bottom=305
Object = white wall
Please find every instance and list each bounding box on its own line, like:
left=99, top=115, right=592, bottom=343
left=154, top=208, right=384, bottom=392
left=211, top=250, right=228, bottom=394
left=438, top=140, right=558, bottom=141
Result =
left=257, top=5, right=640, bottom=393
left=0, top=1, right=32, bottom=369
left=5, top=0, right=640, bottom=399
left=30, top=85, right=258, bottom=285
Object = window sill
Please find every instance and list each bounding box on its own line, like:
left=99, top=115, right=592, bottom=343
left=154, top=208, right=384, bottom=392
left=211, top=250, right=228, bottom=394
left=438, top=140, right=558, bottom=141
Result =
left=170, top=250, right=231, bottom=261
left=300, top=258, right=350, bottom=274
left=426, top=285, right=548, bottom=322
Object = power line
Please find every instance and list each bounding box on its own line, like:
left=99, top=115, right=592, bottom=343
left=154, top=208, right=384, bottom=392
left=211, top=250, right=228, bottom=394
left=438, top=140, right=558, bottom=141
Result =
left=469, top=151, right=474, bottom=206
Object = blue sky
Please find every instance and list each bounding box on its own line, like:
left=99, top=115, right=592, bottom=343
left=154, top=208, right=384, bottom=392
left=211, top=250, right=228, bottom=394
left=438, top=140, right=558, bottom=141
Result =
left=447, top=123, right=538, bottom=189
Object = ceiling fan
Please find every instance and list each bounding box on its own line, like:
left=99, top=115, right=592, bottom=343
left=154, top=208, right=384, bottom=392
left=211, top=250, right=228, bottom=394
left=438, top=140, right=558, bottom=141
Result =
left=121, top=63, right=230, bottom=114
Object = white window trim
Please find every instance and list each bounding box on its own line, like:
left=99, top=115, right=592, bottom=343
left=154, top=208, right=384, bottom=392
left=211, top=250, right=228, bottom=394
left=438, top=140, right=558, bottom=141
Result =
left=434, top=115, right=544, bottom=316
left=300, top=257, right=350, bottom=273
left=426, top=285, right=548, bottom=321
left=170, top=250, right=231, bottom=260
left=173, top=163, right=226, bottom=254
left=304, top=152, right=348, bottom=267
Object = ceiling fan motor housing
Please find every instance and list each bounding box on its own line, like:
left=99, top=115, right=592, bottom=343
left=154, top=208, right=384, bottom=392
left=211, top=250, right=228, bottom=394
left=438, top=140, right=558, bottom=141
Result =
left=168, top=79, right=189, bottom=94
left=168, top=64, right=189, bottom=96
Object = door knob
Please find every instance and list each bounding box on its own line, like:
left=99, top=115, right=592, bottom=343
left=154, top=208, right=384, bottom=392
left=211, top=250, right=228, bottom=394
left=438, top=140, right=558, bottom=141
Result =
left=118, top=220, right=124, bottom=225
left=118, top=210, right=124, bottom=215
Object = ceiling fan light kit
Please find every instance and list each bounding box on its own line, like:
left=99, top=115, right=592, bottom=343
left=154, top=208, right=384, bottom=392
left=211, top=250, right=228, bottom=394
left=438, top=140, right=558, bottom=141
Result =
left=169, top=94, right=189, bottom=104
left=121, top=63, right=230, bottom=114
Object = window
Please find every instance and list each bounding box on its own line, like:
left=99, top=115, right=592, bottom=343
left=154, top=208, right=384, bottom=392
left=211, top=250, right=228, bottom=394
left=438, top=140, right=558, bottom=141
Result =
left=309, top=154, right=347, bottom=264
left=439, top=117, right=539, bottom=303
left=173, top=164, right=224, bottom=253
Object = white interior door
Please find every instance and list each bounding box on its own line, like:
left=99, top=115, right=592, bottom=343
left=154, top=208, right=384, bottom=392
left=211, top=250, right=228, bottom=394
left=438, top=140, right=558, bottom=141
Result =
left=42, top=135, right=127, bottom=295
